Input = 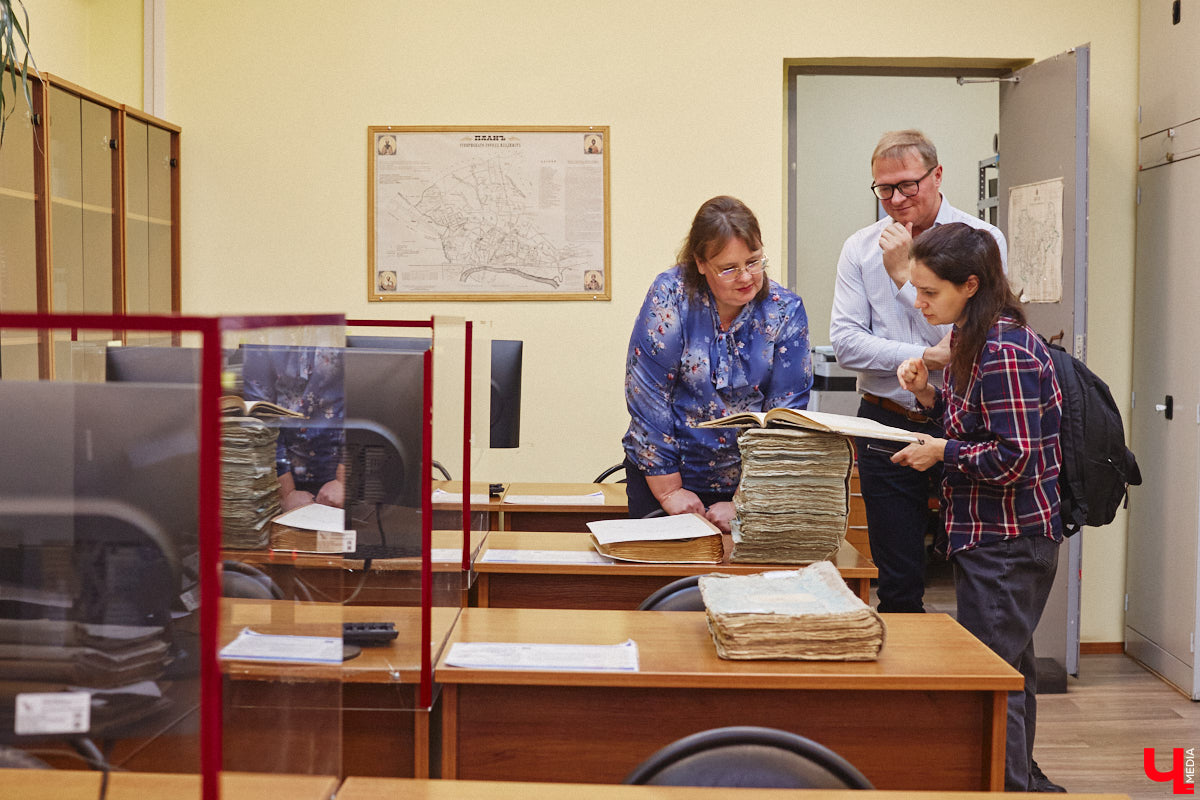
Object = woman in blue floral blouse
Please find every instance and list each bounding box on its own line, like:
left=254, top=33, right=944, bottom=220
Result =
left=622, top=196, right=813, bottom=531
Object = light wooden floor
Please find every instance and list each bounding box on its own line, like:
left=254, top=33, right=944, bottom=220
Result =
left=881, top=567, right=1200, bottom=798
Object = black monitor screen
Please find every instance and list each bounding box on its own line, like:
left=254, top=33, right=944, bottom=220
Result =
left=346, top=335, right=522, bottom=449
left=0, top=380, right=199, bottom=745
left=489, top=340, right=522, bottom=449
left=106, top=345, right=201, bottom=384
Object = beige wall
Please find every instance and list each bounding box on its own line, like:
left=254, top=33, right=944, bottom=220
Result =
left=28, top=0, right=1139, bottom=643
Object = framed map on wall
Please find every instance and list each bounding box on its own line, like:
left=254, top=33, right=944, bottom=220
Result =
left=368, top=126, right=611, bottom=301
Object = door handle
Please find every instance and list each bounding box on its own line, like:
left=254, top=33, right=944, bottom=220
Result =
left=1154, top=395, right=1174, bottom=420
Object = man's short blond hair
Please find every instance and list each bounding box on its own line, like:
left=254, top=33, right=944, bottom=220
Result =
left=871, top=130, right=938, bottom=169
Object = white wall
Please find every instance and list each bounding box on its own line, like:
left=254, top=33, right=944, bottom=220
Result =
left=28, top=0, right=1139, bottom=644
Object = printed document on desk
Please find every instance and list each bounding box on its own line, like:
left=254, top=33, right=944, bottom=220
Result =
left=445, top=639, right=638, bottom=671
left=432, top=488, right=491, bottom=504
left=219, top=628, right=343, bottom=664
left=479, top=548, right=613, bottom=565
left=502, top=492, right=605, bottom=505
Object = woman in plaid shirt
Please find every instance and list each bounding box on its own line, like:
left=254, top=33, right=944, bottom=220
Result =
left=891, top=222, right=1065, bottom=793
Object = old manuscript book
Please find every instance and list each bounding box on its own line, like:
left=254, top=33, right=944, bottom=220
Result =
left=697, top=407, right=920, bottom=444
left=727, top=427, right=854, bottom=563
left=699, top=562, right=885, bottom=661
left=698, top=408, right=917, bottom=565
left=586, top=513, right=723, bottom=564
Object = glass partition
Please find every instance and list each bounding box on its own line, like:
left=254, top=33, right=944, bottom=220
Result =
left=0, top=315, right=214, bottom=790
left=0, top=312, right=367, bottom=799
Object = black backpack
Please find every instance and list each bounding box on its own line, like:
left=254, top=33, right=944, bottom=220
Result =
left=1043, top=339, right=1142, bottom=536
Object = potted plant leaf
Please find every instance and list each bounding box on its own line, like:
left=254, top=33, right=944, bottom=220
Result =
left=0, top=0, right=36, bottom=145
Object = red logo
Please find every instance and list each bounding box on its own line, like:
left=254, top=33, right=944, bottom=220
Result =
left=1145, top=748, right=1196, bottom=794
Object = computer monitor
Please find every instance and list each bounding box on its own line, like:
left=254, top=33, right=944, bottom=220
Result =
left=105, top=345, right=202, bottom=384
left=489, top=340, right=522, bottom=449
left=345, top=335, right=523, bottom=448
left=0, top=380, right=199, bottom=746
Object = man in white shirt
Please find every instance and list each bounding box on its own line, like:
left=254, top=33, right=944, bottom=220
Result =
left=830, top=129, right=1007, bottom=614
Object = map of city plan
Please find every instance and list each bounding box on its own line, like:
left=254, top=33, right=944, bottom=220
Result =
left=369, top=127, right=610, bottom=301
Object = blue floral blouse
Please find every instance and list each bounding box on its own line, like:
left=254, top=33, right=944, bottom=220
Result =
left=242, top=346, right=346, bottom=489
left=622, top=265, right=812, bottom=494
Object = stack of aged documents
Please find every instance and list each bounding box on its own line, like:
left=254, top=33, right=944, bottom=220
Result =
left=698, top=562, right=885, bottom=661
left=220, top=416, right=282, bottom=549
left=728, top=428, right=854, bottom=563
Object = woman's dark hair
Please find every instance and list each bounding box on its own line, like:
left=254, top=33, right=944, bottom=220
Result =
left=910, top=222, right=1024, bottom=388
left=676, top=196, right=768, bottom=303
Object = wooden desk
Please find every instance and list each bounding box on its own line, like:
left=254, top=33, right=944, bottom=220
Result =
left=223, top=530, right=486, bottom=605
left=433, top=481, right=504, bottom=530
left=498, top=482, right=628, bottom=531
left=338, top=777, right=1131, bottom=800
left=435, top=609, right=1021, bottom=790
left=220, top=600, right=461, bottom=778
left=0, top=769, right=338, bottom=800
left=474, top=531, right=876, bottom=606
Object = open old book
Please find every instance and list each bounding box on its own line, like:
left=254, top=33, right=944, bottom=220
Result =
left=586, top=513, right=723, bottom=564
left=698, top=407, right=921, bottom=444
left=220, top=395, right=304, bottom=418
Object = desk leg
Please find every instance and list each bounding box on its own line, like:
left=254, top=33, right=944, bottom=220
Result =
left=854, top=578, right=869, bottom=605
left=440, top=685, right=458, bottom=779
left=475, top=574, right=490, bottom=607
left=413, top=711, right=430, bottom=778
left=986, top=690, right=1007, bottom=790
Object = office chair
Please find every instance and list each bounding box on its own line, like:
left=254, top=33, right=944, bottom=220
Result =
left=623, top=725, right=875, bottom=789
left=432, top=460, right=451, bottom=481
left=637, top=575, right=705, bottom=611
left=593, top=462, right=626, bottom=483
left=221, top=561, right=285, bottom=600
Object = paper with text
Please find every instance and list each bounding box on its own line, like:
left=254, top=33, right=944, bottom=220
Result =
left=444, top=639, right=639, bottom=671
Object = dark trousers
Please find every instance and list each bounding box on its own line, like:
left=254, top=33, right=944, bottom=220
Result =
left=854, top=398, right=944, bottom=613
left=953, top=535, right=1060, bottom=791
left=623, top=457, right=732, bottom=519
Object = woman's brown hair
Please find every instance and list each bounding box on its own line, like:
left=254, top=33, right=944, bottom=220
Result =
left=676, top=196, right=769, bottom=303
left=910, top=222, right=1024, bottom=388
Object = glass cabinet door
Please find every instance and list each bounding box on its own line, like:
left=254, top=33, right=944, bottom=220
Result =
left=0, top=89, right=40, bottom=378
left=48, top=86, right=115, bottom=381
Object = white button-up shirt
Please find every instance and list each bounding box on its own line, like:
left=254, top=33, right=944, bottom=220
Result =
left=829, top=196, right=1007, bottom=408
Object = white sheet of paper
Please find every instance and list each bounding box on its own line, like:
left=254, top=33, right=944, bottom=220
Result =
left=431, top=548, right=467, bottom=562
left=271, top=503, right=349, bottom=533
left=587, top=512, right=717, bottom=545
left=432, top=489, right=490, bottom=504
left=479, top=548, right=613, bottom=565
left=444, top=639, right=638, bottom=671
left=502, top=492, right=605, bottom=505
left=219, top=627, right=343, bottom=664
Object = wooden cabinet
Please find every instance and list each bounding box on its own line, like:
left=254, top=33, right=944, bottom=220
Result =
left=0, top=71, right=181, bottom=377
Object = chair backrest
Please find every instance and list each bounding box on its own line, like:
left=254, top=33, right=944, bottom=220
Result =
left=623, top=725, right=875, bottom=789
left=637, top=575, right=705, bottom=612
left=221, top=561, right=285, bottom=600
left=594, top=462, right=626, bottom=483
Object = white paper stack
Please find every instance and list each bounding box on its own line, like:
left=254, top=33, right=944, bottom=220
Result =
left=730, top=428, right=853, bottom=563
left=699, top=562, right=885, bottom=661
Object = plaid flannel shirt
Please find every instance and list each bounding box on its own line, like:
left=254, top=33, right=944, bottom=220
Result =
left=926, top=316, right=1063, bottom=555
